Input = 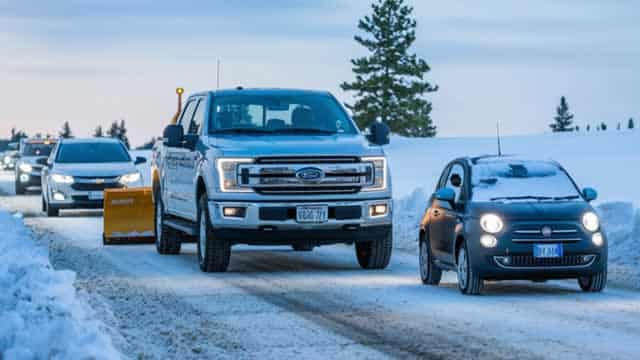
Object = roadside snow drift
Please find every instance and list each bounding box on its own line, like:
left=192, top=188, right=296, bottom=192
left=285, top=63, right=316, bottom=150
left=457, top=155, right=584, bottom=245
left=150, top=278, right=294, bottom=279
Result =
left=0, top=210, right=119, bottom=360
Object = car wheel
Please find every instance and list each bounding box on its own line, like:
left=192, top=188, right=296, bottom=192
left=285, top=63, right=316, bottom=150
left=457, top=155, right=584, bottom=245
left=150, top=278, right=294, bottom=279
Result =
left=578, top=266, right=607, bottom=292
left=154, top=192, right=181, bottom=255
left=355, top=230, right=392, bottom=270
left=419, top=232, right=442, bottom=285
left=197, top=194, right=231, bottom=272
left=457, top=240, right=483, bottom=295
left=292, top=242, right=314, bottom=252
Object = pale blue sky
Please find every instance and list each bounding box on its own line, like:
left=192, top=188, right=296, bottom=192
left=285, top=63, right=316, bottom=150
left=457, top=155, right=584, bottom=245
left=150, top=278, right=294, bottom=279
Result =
left=1, top=0, right=638, bottom=144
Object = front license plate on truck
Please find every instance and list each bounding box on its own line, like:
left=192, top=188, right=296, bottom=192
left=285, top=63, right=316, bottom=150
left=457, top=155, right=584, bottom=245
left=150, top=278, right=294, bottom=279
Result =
left=533, top=244, right=563, bottom=258
left=296, top=206, right=328, bottom=223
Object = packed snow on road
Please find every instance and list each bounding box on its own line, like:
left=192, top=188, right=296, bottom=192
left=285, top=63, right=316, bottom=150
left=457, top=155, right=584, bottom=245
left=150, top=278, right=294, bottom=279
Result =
left=1, top=134, right=640, bottom=359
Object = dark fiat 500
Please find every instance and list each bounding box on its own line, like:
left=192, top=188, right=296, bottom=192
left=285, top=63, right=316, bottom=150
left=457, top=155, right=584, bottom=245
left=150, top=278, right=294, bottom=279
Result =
left=418, top=156, right=607, bottom=295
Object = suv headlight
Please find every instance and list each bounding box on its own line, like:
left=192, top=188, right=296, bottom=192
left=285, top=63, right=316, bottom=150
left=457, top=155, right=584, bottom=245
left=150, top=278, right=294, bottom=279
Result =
left=119, top=172, right=142, bottom=185
left=216, top=158, right=253, bottom=192
left=51, top=174, right=74, bottom=184
left=582, top=212, right=600, bottom=232
left=362, top=156, right=387, bottom=191
left=480, top=214, right=504, bottom=234
left=19, top=163, right=33, bottom=173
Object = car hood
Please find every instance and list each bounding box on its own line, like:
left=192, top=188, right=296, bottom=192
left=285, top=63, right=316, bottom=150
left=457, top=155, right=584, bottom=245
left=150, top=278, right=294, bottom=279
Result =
left=469, top=201, right=592, bottom=221
left=52, top=162, right=138, bottom=177
left=19, top=156, right=47, bottom=165
left=211, top=134, right=384, bottom=158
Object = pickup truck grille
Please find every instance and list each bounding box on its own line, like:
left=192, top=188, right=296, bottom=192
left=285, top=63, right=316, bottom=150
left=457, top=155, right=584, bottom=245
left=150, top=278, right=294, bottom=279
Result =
left=238, top=157, right=373, bottom=195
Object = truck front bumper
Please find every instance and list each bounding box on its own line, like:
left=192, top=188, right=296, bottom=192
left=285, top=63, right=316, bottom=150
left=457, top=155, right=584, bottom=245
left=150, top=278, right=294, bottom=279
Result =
left=208, top=198, right=392, bottom=245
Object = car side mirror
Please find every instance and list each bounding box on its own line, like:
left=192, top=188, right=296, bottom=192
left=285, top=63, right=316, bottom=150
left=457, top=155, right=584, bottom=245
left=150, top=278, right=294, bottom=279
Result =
left=163, top=125, right=184, bottom=148
left=583, top=187, right=598, bottom=202
left=434, top=188, right=456, bottom=204
left=366, top=122, right=390, bottom=146
left=134, top=156, right=147, bottom=165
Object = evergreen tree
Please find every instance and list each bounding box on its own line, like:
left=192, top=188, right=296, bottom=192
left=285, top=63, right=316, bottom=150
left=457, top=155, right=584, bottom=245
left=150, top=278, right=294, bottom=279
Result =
left=600, top=122, right=608, bottom=131
left=93, top=125, right=104, bottom=137
left=629, top=118, right=635, bottom=130
left=550, top=96, right=575, bottom=132
left=118, top=119, right=130, bottom=149
left=107, top=121, right=120, bottom=138
left=59, top=121, right=73, bottom=138
left=341, top=0, right=438, bottom=137
left=617, top=122, right=621, bottom=131
left=10, top=128, right=28, bottom=142
left=586, top=124, right=591, bottom=132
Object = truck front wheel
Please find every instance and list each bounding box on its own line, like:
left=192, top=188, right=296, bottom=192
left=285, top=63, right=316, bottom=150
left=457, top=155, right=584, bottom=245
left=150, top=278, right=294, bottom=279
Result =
left=155, top=193, right=181, bottom=255
left=197, top=195, right=231, bottom=273
left=355, top=231, right=392, bottom=269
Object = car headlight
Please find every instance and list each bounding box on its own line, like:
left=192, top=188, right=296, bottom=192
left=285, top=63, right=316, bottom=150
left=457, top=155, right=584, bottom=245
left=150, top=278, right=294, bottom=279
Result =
left=119, top=172, right=142, bottom=184
left=582, top=212, right=600, bottom=232
left=216, top=158, right=253, bottom=192
left=362, top=156, right=387, bottom=191
left=480, top=214, right=504, bottom=234
left=19, top=163, right=33, bottom=173
left=3, top=156, right=10, bottom=164
left=51, top=174, right=74, bottom=184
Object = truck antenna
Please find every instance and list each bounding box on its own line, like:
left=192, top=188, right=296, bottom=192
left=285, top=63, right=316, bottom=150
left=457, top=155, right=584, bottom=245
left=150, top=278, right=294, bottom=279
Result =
left=496, top=121, right=503, bottom=156
left=216, top=60, right=221, bottom=89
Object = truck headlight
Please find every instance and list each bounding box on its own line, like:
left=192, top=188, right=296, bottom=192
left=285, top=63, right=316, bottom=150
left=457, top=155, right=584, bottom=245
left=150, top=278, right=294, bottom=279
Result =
left=19, top=163, right=33, bottom=173
left=119, top=172, right=142, bottom=184
left=216, top=158, right=253, bottom=192
left=582, top=212, right=599, bottom=232
left=51, top=174, right=74, bottom=184
left=362, top=156, right=387, bottom=191
left=480, top=214, right=504, bottom=234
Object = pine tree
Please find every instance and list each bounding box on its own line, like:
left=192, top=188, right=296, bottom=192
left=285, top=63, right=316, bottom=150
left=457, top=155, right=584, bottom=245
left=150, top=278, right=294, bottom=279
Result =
left=601, top=122, right=608, bottom=131
left=10, top=128, right=28, bottom=142
left=341, top=0, right=438, bottom=137
left=93, top=125, right=104, bottom=137
left=59, top=121, right=73, bottom=138
left=550, top=96, right=575, bottom=132
left=586, top=124, right=591, bottom=132
left=118, top=119, right=130, bottom=149
left=107, top=121, right=120, bottom=138
left=629, top=118, right=635, bottom=130
left=617, top=122, right=621, bottom=131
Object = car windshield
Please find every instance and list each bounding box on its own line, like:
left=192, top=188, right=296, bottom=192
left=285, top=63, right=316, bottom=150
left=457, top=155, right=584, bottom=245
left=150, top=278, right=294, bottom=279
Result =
left=209, top=93, right=357, bottom=135
left=471, top=160, right=582, bottom=202
left=22, top=143, right=55, bottom=156
left=56, top=142, right=131, bottom=163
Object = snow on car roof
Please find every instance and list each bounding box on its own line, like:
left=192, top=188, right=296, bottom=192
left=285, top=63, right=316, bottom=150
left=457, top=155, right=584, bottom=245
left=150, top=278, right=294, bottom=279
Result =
left=471, top=155, right=559, bottom=167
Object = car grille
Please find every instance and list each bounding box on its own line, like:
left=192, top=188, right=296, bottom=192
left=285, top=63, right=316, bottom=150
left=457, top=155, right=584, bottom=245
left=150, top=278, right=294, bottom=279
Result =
left=238, top=157, right=374, bottom=195
left=511, top=224, right=582, bottom=243
left=495, top=255, right=596, bottom=268
left=70, top=176, right=123, bottom=191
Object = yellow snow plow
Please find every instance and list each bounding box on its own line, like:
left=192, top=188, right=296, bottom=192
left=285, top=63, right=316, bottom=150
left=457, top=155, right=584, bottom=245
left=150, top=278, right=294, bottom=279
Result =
left=102, top=87, right=185, bottom=245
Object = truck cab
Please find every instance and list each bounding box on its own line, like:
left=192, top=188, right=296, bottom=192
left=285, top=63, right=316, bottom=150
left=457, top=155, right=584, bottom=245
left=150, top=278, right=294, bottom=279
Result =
left=152, top=88, right=393, bottom=272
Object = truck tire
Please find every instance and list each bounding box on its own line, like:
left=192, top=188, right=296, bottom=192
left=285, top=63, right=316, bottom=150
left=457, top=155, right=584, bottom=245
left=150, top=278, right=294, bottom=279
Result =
left=419, top=232, right=442, bottom=285
left=154, top=193, right=181, bottom=255
left=355, top=230, right=392, bottom=269
left=457, top=240, right=483, bottom=295
left=578, top=266, right=607, bottom=292
left=197, top=195, right=230, bottom=272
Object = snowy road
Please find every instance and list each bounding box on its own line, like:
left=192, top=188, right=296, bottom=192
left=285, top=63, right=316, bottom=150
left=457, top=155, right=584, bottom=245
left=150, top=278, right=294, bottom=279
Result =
left=1, top=172, right=639, bottom=359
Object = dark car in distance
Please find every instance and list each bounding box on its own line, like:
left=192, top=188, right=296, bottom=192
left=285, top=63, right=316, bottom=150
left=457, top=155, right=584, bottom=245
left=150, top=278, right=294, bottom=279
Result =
left=418, top=156, right=607, bottom=295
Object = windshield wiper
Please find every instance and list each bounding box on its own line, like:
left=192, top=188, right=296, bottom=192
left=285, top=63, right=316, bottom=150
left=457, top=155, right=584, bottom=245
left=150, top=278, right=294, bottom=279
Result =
left=553, top=195, right=581, bottom=201
left=272, top=128, right=336, bottom=135
left=490, top=195, right=553, bottom=202
left=212, top=128, right=273, bottom=134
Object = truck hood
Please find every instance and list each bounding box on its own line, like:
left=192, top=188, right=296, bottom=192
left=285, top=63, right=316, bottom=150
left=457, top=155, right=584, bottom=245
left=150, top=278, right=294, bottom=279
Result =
left=469, top=201, right=592, bottom=221
left=212, top=134, right=384, bottom=158
left=52, top=162, right=138, bottom=177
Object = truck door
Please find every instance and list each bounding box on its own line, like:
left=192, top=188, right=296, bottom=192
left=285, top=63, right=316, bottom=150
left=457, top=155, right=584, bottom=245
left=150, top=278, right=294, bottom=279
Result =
left=179, top=98, right=205, bottom=220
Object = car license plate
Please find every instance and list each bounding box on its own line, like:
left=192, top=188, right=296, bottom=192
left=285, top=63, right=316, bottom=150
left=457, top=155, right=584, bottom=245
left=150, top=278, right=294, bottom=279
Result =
left=88, top=191, right=104, bottom=200
left=533, top=244, right=563, bottom=258
left=296, top=206, right=328, bottom=223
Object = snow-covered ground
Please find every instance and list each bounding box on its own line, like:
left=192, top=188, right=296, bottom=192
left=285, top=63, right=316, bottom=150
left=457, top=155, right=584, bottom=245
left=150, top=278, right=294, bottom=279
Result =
left=389, top=130, right=640, bottom=288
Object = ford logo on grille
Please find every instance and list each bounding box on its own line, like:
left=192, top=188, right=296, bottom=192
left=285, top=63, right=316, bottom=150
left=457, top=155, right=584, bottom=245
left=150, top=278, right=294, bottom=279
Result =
left=296, top=167, right=324, bottom=182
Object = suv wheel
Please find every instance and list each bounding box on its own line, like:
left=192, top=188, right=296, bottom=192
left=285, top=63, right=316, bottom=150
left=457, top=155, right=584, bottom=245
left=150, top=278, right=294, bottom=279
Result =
left=43, top=195, right=59, bottom=217
left=355, top=230, right=392, bottom=270
left=578, top=266, right=607, bottom=292
left=197, top=195, right=231, bottom=272
left=457, top=240, right=483, bottom=295
left=419, top=232, right=442, bottom=285
left=154, top=193, right=181, bottom=255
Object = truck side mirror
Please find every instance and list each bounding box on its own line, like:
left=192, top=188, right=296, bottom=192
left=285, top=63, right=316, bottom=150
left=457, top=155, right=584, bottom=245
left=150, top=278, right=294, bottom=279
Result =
left=434, top=188, right=456, bottom=203
left=163, top=125, right=184, bottom=148
left=582, top=187, right=598, bottom=202
left=366, top=122, right=390, bottom=146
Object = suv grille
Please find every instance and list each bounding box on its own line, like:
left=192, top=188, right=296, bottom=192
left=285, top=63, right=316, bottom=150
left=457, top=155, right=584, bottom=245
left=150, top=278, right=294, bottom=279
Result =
left=70, top=176, right=123, bottom=191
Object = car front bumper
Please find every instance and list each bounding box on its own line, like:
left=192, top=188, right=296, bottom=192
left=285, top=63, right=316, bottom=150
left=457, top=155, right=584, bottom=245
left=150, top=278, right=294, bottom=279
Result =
left=16, top=171, right=41, bottom=187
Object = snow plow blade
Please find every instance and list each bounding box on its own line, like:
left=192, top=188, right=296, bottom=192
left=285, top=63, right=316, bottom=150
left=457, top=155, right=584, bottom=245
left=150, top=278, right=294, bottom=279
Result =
left=103, top=187, right=155, bottom=245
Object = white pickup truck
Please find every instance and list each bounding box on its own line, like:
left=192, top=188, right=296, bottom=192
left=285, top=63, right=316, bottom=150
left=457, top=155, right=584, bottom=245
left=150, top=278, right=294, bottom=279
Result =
left=152, top=88, right=392, bottom=272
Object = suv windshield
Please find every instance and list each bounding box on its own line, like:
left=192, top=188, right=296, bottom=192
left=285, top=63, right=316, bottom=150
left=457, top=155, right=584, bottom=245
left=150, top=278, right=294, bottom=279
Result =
left=209, top=93, right=357, bottom=135
left=22, top=143, right=55, bottom=157
left=471, top=160, right=582, bottom=202
left=56, top=142, right=131, bottom=163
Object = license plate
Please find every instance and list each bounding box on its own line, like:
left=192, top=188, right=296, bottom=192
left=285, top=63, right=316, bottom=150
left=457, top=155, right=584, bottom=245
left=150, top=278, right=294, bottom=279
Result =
left=88, top=191, right=104, bottom=200
left=296, top=205, right=328, bottom=223
left=533, top=244, right=563, bottom=258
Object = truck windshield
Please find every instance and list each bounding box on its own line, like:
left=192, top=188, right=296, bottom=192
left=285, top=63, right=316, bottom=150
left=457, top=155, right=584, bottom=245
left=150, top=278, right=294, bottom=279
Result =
left=56, top=142, right=131, bottom=163
left=22, top=143, right=55, bottom=157
left=209, top=94, right=357, bottom=135
left=471, top=160, right=582, bottom=202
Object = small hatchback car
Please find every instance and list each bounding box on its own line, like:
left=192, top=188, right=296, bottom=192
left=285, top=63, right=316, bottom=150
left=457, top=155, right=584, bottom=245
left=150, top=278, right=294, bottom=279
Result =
left=419, top=156, right=607, bottom=295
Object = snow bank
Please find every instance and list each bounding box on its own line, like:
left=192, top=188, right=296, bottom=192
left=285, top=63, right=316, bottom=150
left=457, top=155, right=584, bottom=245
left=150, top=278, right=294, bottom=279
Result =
left=0, top=210, right=119, bottom=359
